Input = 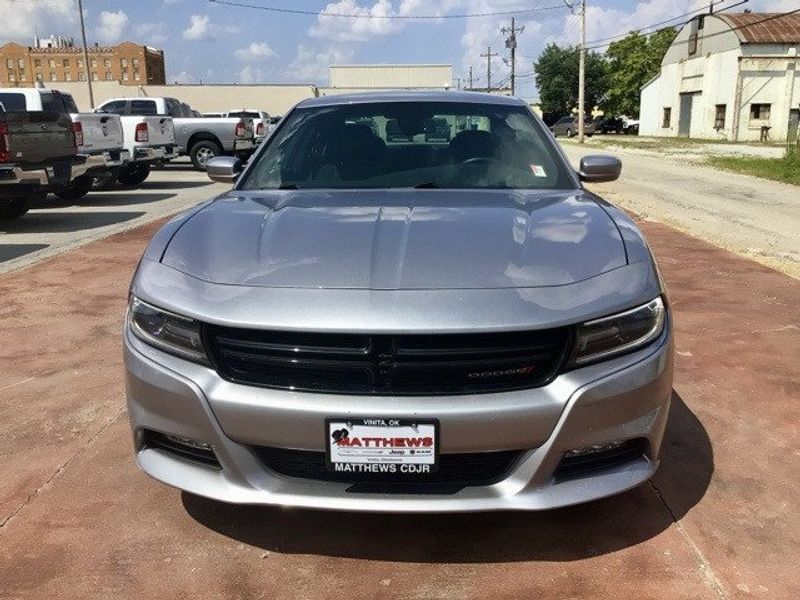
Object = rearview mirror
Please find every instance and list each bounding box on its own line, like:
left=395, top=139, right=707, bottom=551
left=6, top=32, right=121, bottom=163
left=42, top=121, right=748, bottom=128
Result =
left=578, top=155, right=621, bottom=183
left=206, top=156, right=243, bottom=184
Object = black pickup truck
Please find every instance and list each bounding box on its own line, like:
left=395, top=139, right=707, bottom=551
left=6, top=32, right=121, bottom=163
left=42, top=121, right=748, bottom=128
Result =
left=0, top=103, right=77, bottom=220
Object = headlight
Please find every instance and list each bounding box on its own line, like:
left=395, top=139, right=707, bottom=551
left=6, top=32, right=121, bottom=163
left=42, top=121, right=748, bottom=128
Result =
left=127, top=296, right=208, bottom=364
left=570, top=297, right=666, bottom=366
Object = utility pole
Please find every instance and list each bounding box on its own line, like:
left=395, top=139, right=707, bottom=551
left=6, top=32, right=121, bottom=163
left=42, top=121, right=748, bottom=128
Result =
left=77, top=0, right=94, bottom=108
left=481, top=46, right=498, bottom=93
left=501, top=16, right=524, bottom=96
left=468, top=66, right=473, bottom=90
left=564, top=0, right=587, bottom=142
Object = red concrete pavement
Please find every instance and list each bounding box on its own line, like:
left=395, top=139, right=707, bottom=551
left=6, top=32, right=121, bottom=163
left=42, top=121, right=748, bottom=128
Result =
left=0, top=215, right=798, bottom=599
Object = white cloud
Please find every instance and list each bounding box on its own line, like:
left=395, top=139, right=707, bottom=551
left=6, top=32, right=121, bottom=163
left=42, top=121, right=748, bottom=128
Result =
left=1, top=0, right=76, bottom=42
left=287, top=44, right=355, bottom=83
left=310, top=0, right=403, bottom=42
left=183, top=14, right=212, bottom=40
left=135, top=23, right=167, bottom=44
left=238, top=65, right=269, bottom=84
left=234, top=42, right=277, bottom=62
left=95, top=10, right=129, bottom=44
left=173, top=71, right=198, bottom=84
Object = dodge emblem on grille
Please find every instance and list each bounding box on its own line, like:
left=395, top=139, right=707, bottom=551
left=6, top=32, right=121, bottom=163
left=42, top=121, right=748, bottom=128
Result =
left=468, top=365, right=537, bottom=378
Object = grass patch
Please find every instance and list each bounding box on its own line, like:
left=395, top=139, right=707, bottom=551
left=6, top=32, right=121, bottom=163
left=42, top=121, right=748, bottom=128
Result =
left=706, top=149, right=800, bottom=186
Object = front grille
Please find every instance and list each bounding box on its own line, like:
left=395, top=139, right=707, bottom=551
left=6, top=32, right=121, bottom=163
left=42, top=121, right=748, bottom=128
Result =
left=554, top=438, right=648, bottom=480
left=204, top=326, right=572, bottom=395
left=254, top=447, right=522, bottom=492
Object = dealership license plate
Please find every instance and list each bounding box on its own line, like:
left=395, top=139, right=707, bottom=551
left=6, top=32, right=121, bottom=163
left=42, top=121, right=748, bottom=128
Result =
left=326, top=417, right=438, bottom=475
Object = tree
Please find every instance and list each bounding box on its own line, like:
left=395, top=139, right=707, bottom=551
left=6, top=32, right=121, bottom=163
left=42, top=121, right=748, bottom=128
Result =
left=603, top=27, right=676, bottom=118
left=534, top=43, right=607, bottom=120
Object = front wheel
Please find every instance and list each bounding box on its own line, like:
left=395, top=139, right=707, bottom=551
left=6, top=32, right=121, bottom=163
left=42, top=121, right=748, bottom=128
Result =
left=0, top=197, right=32, bottom=221
left=117, top=162, right=151, bottom=186
left=54, top=174, right=92, bottom=201
left=189, top=140, right=222, bottom=171
left=566, top=128, right=574, bottom=138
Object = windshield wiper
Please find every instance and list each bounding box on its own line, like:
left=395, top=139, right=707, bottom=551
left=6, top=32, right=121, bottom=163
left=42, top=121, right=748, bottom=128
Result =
left=413, top=181, right=439, bottom=189
left=278, top=183, right=299, bottom=190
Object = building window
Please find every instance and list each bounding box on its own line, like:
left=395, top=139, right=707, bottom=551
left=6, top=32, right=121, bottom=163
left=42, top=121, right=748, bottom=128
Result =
left=122, top=71, right=129, bottom=81
left=121, top=58, right=128, bottom=67
left=105, top=71, right=113, bottom=80
left=132, top=58, right=139, bottom=67
left=5, top=58, right=12, bottom=68
left=749, top=103, right=771, bottom=123
left=92, top=72, right=99, bottom=81
left=688, top=33, right=698, bottom=55
left=8, top=72, right=15, bottom=82
left=49, top=58, right=56, bottom=68
left=104, top=58, right=111, bottom=67
left=91, top=58, right=97, bottom=67
left=133, top=70, right=140, bottom=81
left=34, top=59, right=42, bottom=68
left=50, top=72, right=57, bottom=81
left=36, top=72, right=43, bottom=81
left=65, top=72, right=71, bottom=81
left=17, top=58, right=24, bottom=68
left=62, top=58, right=70, bottom=68
left=662, top=107, right=671, bottom=128
left=714, top=104, right=727, bottom=130
left=19, top=73, right=26, bottom=81
left=78, top=71, right=86, bottom=81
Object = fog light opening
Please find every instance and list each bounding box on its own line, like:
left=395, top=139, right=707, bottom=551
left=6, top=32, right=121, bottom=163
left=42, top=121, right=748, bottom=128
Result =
left=142, top=430, right=221, bottom=469
left=555, top=438, right=648, bottom=480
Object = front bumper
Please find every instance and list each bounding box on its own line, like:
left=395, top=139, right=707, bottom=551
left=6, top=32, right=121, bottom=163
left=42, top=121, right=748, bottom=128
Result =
left=125, top=318, right=673, bottom=512
left=133, top=145, right=180, bottom=163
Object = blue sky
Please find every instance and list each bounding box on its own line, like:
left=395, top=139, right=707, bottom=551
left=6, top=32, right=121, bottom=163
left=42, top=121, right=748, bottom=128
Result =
left=4, top=0, right=796, bottom=99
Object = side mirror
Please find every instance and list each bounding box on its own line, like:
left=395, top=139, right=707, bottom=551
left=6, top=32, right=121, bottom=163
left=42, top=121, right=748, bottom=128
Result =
left=578, top=154, right=621, bottom=183
left=206, top=156, right=243, bottom=184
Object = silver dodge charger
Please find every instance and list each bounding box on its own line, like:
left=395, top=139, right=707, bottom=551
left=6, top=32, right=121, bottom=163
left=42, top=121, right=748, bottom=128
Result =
left=124, top=91, right=673, bottom=512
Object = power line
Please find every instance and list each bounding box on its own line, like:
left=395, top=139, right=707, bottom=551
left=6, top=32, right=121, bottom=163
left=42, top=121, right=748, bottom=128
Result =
left=206, top=0, right=569, bottom=19
left=586, top=6, right=798, bottom=50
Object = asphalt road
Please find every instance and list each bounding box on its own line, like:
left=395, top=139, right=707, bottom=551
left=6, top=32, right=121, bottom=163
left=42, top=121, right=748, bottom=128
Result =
left=1, top=154, right=799, bottom=599
left=562, top=141, right=800, bottom=279
left=0, top=159, right=226, bottom=275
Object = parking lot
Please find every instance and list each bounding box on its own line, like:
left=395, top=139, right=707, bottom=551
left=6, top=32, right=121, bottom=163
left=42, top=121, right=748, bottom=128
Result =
left=1, top=150, right=799, bottom=599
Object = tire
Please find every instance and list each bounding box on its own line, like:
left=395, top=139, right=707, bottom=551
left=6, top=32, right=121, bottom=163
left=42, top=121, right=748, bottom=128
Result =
left=117, top=162, right=151, bottom=186
left=189, top=140, right=222, bottom=171
left=54, top=174, right=93, bottom=201
left=0, top=197, right=32, bottom=221
left=92, top=168, right=121, bottom=191
left=566, top=128, right=574, bottom=138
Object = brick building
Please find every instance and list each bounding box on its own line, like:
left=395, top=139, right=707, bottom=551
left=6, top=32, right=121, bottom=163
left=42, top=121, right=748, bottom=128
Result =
left=0, top=37, right=166, bottom=87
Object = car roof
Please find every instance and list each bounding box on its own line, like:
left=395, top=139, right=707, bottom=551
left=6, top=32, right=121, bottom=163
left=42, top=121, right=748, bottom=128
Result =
left=297, top=90, right=529, bottom=109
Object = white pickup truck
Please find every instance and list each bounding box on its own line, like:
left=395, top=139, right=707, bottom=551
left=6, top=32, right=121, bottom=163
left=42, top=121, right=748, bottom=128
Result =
left=0, top=87, right=132, bottom=199
left=96, top=97, right=255, bottom=170
left=94, top=97, right=179, bottom=186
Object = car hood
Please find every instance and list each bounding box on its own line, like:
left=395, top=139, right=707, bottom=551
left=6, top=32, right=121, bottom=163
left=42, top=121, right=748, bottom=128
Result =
left=160, top=189, right=627, bottom=290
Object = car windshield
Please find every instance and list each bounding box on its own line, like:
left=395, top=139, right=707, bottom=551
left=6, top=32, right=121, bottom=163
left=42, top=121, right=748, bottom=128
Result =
left=239, top=100, right=575, bottom=190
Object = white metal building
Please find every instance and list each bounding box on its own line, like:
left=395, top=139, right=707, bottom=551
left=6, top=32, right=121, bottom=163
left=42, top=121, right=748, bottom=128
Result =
left=639, top=12, right=800, bottom=142
left=319, top=64, right=453, bottom=96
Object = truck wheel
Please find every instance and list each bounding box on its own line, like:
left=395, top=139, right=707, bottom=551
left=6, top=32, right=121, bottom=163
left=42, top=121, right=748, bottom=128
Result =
left=117, top=163, right=151, bottom=186
left=54, top=175, right=93, bottom=201
left=0, top=197, right=32, bottom=221
left=92, top=168, right=121, bottom=191
left=190, top=140, right=222, bottom=171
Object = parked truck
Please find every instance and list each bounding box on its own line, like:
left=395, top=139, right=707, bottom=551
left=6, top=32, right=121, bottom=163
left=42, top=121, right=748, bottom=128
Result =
left=0, top=94, right=77, bottom=220
left=94, top=98, right=179, bottom=186
left=0, top=87, right=133, bottom=198
left=95, top=97, right=255, bottom=170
